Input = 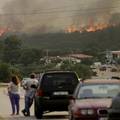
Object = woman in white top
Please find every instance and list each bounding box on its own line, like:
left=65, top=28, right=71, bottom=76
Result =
left=8, top=75, right=20, bottom=115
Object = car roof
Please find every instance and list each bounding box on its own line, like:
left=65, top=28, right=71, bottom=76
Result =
left=82, top=79, right=120, bottom=84
left=43, top=70, right=77, bottom=74
left=39, top=71, right=79, bottom=80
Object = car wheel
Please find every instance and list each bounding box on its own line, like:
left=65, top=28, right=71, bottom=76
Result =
left=34, top=99, right=43, bottom=119
left=69, top=114, right=76, bottom=120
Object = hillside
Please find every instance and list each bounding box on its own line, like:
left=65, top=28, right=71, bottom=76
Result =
left=19, top=25, right=120, bottom=52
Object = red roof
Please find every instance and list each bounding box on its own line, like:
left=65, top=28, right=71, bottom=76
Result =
left=112, top=51, right=120, bottom=55
left=69, top=54, right=93, bottom=59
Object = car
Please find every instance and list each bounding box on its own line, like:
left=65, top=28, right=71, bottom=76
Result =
left=108, top=92, right=120, bottom=120
left=99, top=66, right=107, bottom=71
left=34, top=70, right=79, bottom=119
left=110, top=67, right=118, bottom=72
left=68, top=79, right=120, bottom=120
left=111, top=76, right=120, bottom=80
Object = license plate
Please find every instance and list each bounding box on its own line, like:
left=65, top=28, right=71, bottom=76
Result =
left=99, top=117, right=108, bottom=120
left=53, top=91, right=68, bottom=95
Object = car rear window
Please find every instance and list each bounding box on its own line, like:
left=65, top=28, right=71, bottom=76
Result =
left=77, top=84, right=120, bottom=99
left=41, top=72, right=78, bottom=90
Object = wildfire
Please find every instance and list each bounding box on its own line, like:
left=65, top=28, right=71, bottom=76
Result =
left=65, top=25, right=78, bottom=33
left=65, top=23, right=116, bottom=33
left=0, top=28, right=9, bottom=36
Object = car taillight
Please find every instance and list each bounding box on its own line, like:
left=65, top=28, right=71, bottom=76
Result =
left=36, top=89, right=44, bottom=96
left=69, top=95, right=75, bottom=103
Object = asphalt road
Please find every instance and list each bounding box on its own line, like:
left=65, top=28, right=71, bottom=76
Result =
left=1, top=68, right=118, bottom=120
left=0, top=87, right=69, bottom=120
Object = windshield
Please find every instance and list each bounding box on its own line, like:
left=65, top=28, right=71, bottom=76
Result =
left=77, top=84, right=120, bottom=99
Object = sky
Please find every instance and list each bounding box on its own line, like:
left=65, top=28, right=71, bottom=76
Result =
left=0, top=0, right=120, bottom=33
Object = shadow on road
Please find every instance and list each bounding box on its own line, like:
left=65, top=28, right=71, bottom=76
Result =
left=5, top=114, right=68, bottom=120
left=43, top=114, right=68, bottom=119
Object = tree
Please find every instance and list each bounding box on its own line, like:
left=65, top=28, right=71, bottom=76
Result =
left=2, top=35, right=22, bottom=64
left=0, top=63, right=22, bottom=82
left=60, top=61, right=92, bottom=79
left=19, top=48, right=42, bottom=66
left=60, top=60, right=74, bottom=70
left=81, top=58, right=94, bottom=66
left=0, top=63, right=11, bottom=82
left=72, top=63, right=93, bottom=79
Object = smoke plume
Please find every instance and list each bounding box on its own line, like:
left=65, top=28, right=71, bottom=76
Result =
left=1, top=0, right=120, bottom=33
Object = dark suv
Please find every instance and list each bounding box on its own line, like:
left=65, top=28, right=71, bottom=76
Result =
left=34, top=71, right=79, bottom=119
left=108, top=92, right=120, bottom=120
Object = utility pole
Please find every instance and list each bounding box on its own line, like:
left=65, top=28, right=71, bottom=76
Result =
left=106, top=50, right=113, bottom=64
left=46, top=49, right=49, bottom=64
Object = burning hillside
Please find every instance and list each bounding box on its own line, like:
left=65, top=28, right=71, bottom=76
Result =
left=1, top=0, right=120, bottom=33
left=65, top=20, right=117, bottom=33
left=0, top=28, right=9, bottom=36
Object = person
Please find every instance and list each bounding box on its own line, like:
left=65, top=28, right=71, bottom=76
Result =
left=21, top=73, right=38, bottom=116
left=7, top=75, right=20, bottom=115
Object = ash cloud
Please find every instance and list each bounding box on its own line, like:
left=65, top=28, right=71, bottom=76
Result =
left=73, top=0, right=120, bottom=27
left=1, top=0, right=120, bottom=33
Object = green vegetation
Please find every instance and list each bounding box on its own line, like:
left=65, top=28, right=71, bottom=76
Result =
left=1, top=25, right=119, bottom=82
left=21, top=25, right=120, bottom=52
left=60, top=60, right=93, bottom=79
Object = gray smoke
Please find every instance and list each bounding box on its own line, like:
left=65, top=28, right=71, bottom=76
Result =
left=1, top=0, right=120, bottom=33
left=72, top=0, right=120, bottom=27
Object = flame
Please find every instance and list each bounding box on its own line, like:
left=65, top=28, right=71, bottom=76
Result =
left=65, top=25, right=78, bottom=33
left=65, top=22, right=116, bottom=33
left=86, top=23, right=109, bottom=32
left=0, top=28, right=9, bottom=36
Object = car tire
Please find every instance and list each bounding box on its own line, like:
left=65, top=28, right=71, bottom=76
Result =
left=69, top=115, right=76, bottom=120
left=34, top=99, right=43, bottom=119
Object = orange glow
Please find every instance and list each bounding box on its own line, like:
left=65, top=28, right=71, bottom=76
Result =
left=65, top=25, right=78, bottom=33
left=0, top=28, right=9, bottom=36
left=65, top=22, right=116, bottom=33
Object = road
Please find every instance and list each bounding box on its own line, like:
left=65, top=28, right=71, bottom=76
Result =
left=0, top=87, right=69, bottom=120
left=1, top=68, right=119, bottom=120
left=92, top=67, right=120, bottom=79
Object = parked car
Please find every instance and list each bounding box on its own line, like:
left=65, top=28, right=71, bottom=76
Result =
left=68, top=79, right=120, bottom=120
left=99, top=66, right=107, bottom=71
left=108, top=92, right=120, bottom=120
left=110, top=67, right=118, bottom=72
left=34, top=71, right=79, bottom=119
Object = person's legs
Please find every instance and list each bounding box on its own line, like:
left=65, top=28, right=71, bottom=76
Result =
left=9, top=93, right=15, bottom=115
left=22, top=95, right=27, bottom=116
left=22, top=96, right=30, bottom=116
left=14, top=94, right=20, bottom=115
left=25, top=96, right=30, bottom=115
left=28, top=97, right=33, bottom=109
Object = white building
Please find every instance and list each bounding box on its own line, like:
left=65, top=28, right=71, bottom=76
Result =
left=111, top=51, right=120, bottom=59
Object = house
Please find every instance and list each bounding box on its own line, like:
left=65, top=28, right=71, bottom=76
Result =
left=111, top=51, right=120, bottom=59
left=69, top=53, right=93, bottom=59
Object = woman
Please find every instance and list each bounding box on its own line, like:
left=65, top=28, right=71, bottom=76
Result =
left=8, top=75, right=20, bottom=115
